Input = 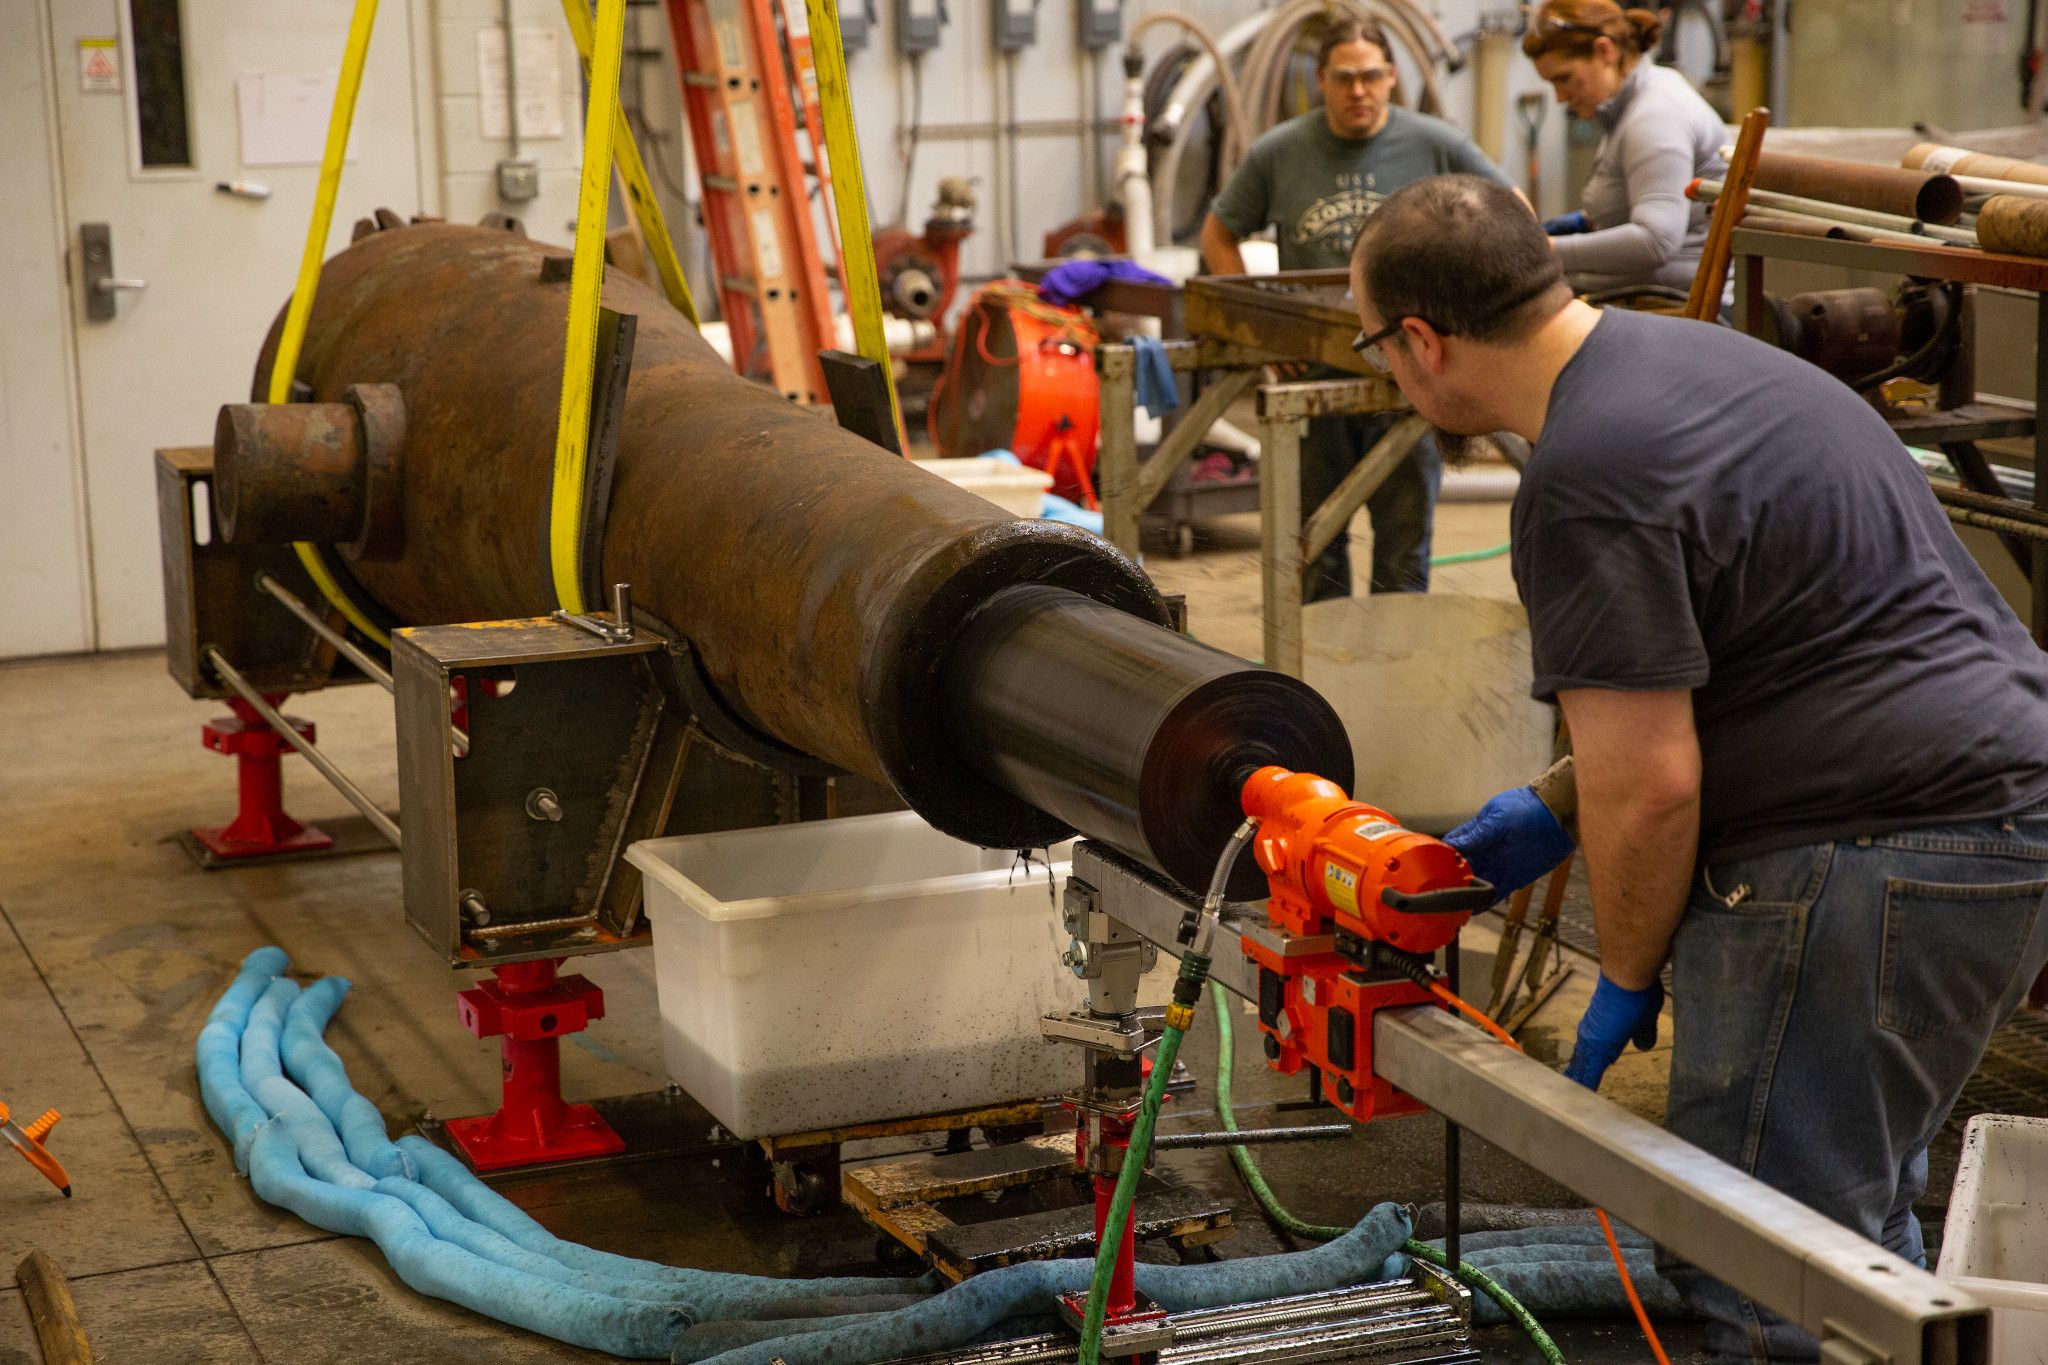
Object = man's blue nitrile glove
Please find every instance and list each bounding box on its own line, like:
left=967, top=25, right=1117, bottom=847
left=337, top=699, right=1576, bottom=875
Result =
left=1562, top=975, right=1663, bottom=1091
left=1543, top=210, right=1590, bottom=236
left=1442, top=786, right=1575, bottom=903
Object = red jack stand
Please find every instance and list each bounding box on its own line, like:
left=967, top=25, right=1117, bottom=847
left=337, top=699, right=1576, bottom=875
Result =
left=190, top=696, right=334, bottom=860
left=1056, top=1075, right=1172, bottom=1357
left=444, top=959, right=625, bottom=1171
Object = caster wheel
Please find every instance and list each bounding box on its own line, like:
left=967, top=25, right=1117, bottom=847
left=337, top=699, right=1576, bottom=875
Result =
left=875, top=1234, right=926, bottom=1274
left=772, top=1160, right=830, bottom=1216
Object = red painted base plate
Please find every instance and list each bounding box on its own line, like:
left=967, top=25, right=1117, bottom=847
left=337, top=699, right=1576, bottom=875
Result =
left=188, top=822, right=335, bottom=861
left=443, top=1103, right=627, bottom=1172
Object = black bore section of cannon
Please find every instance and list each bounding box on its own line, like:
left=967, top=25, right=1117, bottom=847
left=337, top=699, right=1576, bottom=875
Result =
left=941, top=584, right=1355, bottom=899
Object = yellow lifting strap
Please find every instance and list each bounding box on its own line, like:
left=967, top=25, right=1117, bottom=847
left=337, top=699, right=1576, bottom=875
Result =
left=548, top=0, right=630, bottom=616
left=803, top=0, right=904, bottom=444
left=269, top=0, right=392, bottom=650
left=559, top=0, right=699, bottom=325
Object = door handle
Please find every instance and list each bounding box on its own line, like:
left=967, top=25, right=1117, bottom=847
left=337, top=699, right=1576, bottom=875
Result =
left=79, top=223, right=144, bottom=321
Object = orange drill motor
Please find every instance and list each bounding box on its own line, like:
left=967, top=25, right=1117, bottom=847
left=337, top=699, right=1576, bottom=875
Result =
left=1239, top=766, right=1495, bottom=1124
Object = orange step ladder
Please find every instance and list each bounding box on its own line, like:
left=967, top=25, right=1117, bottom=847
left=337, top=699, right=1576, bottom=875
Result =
left=665, top=0, right=842, bottom=401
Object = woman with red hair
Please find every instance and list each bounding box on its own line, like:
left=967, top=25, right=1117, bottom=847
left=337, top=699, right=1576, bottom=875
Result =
left=1525, top=0, right=1729, bottom=298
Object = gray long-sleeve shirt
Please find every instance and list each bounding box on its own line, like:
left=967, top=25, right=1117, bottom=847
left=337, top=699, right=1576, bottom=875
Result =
left=1553, top=63, right=1728, bottom=293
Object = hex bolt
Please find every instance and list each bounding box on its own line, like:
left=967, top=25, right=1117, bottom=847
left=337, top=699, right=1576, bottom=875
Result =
left=526, top=788, right=564, bottom=822
left=460, top=889, right=491, bottom=926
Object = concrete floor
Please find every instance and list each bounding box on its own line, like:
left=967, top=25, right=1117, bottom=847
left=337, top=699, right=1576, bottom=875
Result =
left=0, top=487, right=1722, bottom=1362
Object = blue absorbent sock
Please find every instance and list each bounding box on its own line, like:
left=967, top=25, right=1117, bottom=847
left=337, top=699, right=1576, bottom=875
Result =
left=196, top=946, right=291, bottom=1167
left=1384, top=1225, right=1688, bottom=1327
left=396, top=1135, right=932, bottom=1319
left=245, top=1123, right=685, bottom=1357
left=282, top=977, right=418, bottom=1181
left=207, top=958, right=689, bottom=1357
left=278, top=973, right=930, bottom=1316
left=199, top=947, right=939, bottom=1359
left=679, top=1205, right=1415, bottom=1365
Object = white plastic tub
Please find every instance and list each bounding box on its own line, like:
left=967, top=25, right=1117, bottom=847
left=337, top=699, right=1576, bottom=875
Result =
left=1304, top=594, right=1557, bottom=835
left=914, top=456, right=1052, bottom=518
left=1939, top=1113, right=2048, bottom=1362
left=626, top=811, right=1080, bottom=1139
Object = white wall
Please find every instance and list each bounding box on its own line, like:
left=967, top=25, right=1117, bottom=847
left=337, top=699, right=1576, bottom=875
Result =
left=425, top=1, right=1577, bottom=300
left=424, top=0, right=589, bottom=243
left=836, top=0, right=1577, bottom=286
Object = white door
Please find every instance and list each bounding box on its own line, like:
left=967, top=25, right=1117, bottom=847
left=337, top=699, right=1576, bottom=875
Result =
left=44, top=0, right=424, bottom=651
left=0, top=2, right=93, bottom=658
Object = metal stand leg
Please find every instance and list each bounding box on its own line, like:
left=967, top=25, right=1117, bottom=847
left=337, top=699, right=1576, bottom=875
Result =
left=190, top=696, right=335, bottom=860
left=444, top=958, right=625, bottom=1171
left=1444, top=931, right=1461, bottom=1278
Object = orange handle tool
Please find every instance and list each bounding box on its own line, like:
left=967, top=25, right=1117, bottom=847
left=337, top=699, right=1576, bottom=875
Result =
left=0, top=1099, right=73, bottom=1198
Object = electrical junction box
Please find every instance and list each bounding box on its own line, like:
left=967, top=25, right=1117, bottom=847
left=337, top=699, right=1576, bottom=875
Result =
left=1077, top=0, right=1120, bottom=50
left=993, top=0, right=1036, bottom=50
left=896, top=0, right=944, bottom=54
left=840, top=0, right=872, bottom=52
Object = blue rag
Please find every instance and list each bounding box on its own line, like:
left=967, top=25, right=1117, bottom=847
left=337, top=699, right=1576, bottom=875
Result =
left=1035, top=257, right=1172, bottom=307
left=1132, top=334, right=1179, bottom=418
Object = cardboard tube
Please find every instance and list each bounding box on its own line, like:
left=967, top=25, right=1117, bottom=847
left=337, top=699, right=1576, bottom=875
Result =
left=1977, top=195, right=2048, bottom=257
left=1751, top=151, right=1964, bottom=225
left=1905, top=142, right=2048, bottom=188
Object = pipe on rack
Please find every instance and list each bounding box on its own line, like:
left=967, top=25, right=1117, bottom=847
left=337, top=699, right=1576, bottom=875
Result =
left=1904, top=142, right=2048, bottom=188
left=1749, top=151, right=1965, bottom=225
left=1691, top=179, right=1978, bottom=245
left=1976, top=195, right=2048, bottom=258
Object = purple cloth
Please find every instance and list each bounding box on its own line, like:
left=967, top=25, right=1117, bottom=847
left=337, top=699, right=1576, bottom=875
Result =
left=1035, top=258, right=1172, bottom=307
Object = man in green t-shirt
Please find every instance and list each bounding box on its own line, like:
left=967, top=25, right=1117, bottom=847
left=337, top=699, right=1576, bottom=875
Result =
left=1201, top=19, right=1510, bottom=597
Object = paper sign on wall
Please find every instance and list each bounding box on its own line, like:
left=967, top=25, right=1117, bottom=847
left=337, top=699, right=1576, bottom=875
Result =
left=78, top=38, right=120, bottom=93
left=236, top=71, right=354, bottom=166
left=477, top=27, right=566, bottom=141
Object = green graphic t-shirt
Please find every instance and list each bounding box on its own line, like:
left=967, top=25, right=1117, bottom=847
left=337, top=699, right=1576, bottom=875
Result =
left=1210, top=106, right=1508, bottom=271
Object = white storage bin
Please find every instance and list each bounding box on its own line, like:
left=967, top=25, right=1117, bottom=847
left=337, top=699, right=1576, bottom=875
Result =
left=1939, top=1113, right=2048, bottom=1362
left=914, top=456, right=1052, bottom=518
left=1304, top=593, right=1556, bottom=835
left=627, top=811, right=1080, bottom=1139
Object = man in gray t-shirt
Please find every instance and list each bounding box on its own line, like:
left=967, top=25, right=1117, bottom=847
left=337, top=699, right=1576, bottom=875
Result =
left=1356, top=175, right=2048, bottom=1363
left=1201, top=20, right=1507, bottom=599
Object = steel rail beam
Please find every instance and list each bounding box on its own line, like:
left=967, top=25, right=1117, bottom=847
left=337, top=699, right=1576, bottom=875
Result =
left=1067, top=842, right=1990, bottom=1365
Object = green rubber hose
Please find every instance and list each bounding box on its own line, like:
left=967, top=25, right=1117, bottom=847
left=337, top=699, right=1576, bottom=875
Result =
left=1430, top=539, right=1513, bottom=567
left=1208, top=982, right=1567, bottom=1364
left=1076, top=953, right=1207, bottom=1365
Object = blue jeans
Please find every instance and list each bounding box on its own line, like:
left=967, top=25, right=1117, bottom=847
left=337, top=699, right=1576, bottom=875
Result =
left=1664, top=809, right=2048, bottom=1362
left=1300, top=412, right=1442, bottom=601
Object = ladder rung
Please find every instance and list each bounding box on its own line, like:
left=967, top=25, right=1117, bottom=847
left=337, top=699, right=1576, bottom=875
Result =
left=703, top=175, right=740, bottom=193
left=721, top=275, right=761, bottom=297
left=682, top=71, right=719, bottom=88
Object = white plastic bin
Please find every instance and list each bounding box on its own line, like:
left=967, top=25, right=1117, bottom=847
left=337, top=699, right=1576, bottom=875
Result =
left=914, top=457, right=1052, bottom=518
left=1304, top=594, right=1557, bottom=835
left=1939, top=1113, right=2048, bottom=1362
left=626, top=811, right=1080, bottom=1138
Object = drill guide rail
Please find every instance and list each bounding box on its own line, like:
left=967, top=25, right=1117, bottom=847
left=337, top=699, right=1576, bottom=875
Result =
left=1068, top=841, right=1991, bottom=1365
